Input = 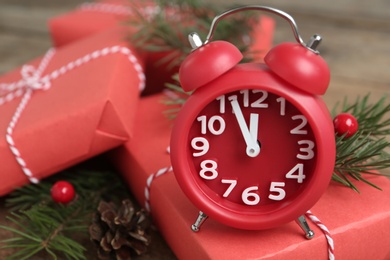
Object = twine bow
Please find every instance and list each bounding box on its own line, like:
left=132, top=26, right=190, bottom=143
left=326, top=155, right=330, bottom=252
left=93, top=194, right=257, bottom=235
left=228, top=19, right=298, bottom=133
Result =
left=1, top=45, right=145, bottom=185
left=20, top=64, right=51, bottom=91
left=3, top=48, right=56, bottom=184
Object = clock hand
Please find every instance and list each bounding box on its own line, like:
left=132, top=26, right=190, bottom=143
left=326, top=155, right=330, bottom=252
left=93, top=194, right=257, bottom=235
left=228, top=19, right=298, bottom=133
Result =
left=228, top=95, right=260, bottom=157
left=249, top=112, right=259, bottom=146
left=248, top=113, right=261, bottom=156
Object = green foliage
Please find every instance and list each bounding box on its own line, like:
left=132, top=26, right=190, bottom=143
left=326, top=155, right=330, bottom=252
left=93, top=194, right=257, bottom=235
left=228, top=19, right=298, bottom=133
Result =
left=128, top=0, right=258, bottom=68
left=332, top=95, right=390, bottom=191
left=1, top=203, right=87, bottom=260
left=162, top=74, right=191, bottom=119
left=332, top=94, right=390, bottom=137
left=0, top=165, right=130, bottom=259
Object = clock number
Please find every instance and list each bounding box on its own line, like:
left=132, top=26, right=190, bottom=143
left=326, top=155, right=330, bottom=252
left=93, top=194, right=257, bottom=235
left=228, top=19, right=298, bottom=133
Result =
left=240, top=90, right=268, bottom=108
left=268, top=182, right=286, bottom=201
left=276, top=97, right=286, bottom=116
left=197, top=115, right=226, bottom=135
left=242, top=186, right=260, bottom=205
left=191, top=137, right=209, bottom=157
left=297, top=140, right=315, bottom=160
left=199, top=159, right=218, bottom=180
left=285, top=163, right=306, bottom=183
left=240, top=90, right=250, bottom=107
left=251, top=90, right=269, bottom=108
left=219, top=181, right=288, bottom=203
left=216, top=95, right=225, bottom=114
left=290, top=115, right=308, bottom=135
left=221, top=179, right=237, bottom=197
left=198, top=116, right=207, bottom=134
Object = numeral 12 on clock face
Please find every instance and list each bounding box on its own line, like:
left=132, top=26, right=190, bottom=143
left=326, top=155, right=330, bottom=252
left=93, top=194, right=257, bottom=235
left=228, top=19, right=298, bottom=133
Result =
left=189, top=89, right=317, bottom=207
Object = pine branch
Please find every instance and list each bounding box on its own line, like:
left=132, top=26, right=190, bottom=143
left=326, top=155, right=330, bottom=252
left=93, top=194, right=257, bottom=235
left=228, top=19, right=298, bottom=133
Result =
left=0, top=203, right=87, bottom=260
left=6, top=169, right=127, bottom=212
left=161, top=74, right=191, bottom=119
left=333, top=133, right=390, bottom=191
left=333, top=94, right=390, bottom=137
left=5, top=182, right=53, bottom=211
left=128, top=0, right=258, bottom=68
left=332, top=94, right=390, bottom=191
left=1, top=166, right=132, bottom=259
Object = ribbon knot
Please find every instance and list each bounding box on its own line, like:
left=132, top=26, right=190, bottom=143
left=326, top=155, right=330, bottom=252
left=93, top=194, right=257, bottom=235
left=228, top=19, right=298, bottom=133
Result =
left=21, top=64, right=50, bottom=90
left=3, top=45, right=144, bottom=188
left=4, top=49, right=56, bottom=185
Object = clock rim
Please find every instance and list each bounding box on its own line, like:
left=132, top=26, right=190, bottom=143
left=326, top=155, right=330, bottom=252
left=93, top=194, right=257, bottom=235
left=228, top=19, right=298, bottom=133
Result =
left=170, top=63, right=336, bottom=230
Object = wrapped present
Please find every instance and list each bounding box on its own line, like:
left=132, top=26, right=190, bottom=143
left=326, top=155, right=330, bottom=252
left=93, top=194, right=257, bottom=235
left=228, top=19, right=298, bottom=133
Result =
left=49, top=0, right=275, bottom=95
left=49, top=0, right=152, bottom=47
left=112, top=93, right=390, bottom=259
left=0, top=27, right=145, bottom=195
left=49, top=0, right=172, bottom=95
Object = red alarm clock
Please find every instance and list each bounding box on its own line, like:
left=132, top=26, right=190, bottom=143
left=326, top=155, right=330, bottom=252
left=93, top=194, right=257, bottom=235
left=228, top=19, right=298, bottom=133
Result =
left=170, top=6, right=336, bottom=238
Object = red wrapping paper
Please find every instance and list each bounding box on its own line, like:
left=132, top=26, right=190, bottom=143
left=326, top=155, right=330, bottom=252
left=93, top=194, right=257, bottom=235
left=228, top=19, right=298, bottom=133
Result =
left=112, top=93, right=390, bottom=260
left=49, top=0, right=275, bottom=95
left=49, top=0, right=148, bottom=47
left=0, top=27, right=144, bottom=195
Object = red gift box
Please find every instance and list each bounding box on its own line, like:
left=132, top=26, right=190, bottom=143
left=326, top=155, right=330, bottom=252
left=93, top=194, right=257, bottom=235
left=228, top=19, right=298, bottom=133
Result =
left=49, top=0, right=150, bottom=47
left=49, top=0, right=178, bottom=96
left=112, top=93, right=390, bottom=259
left=0, top=27, right=145, bottom=195
left=49, top=1, right=275, bottom=95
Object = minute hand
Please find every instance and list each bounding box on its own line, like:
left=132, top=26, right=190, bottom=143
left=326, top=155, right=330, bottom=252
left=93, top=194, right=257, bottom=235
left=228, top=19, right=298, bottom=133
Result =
left=229, top=95, right=260, bottom=157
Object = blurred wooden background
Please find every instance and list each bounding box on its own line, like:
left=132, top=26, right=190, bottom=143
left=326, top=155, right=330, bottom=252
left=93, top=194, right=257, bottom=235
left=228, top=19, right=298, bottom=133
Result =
left=0, top=0, right=389, bottom=259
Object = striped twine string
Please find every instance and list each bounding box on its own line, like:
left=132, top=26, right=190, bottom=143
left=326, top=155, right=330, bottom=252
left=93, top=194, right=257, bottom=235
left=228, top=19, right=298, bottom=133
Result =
left=144, top=145, right=172, bottom=213
left=144, top=165, right=335, bottom=259
left=1, top=45, right=145, bottom=184
left=78, top=2, right=133, bottom=15
left=306, top=210, right=335, bottom=260
left=144, top=124, right=333, bottom=258
left=78, top=2, right=159, bottom=18
left=144, top=166, right=173, bottom=213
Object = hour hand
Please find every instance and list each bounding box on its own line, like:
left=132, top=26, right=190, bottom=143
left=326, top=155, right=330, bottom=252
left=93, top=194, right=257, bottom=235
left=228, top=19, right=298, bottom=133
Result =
left=228, top=95, right=260, bottom=157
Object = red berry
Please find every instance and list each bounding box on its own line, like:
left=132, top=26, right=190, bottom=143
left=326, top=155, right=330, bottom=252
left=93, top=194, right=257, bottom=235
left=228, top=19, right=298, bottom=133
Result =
left=333, top=113, right=358, bottom=138
left=51, top=181, right=75, bottom=204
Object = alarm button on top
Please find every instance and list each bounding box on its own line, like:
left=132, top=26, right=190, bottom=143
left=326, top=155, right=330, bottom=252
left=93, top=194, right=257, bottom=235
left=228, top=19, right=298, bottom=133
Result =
left=264, top=42, right=330, bottom=95
left=179, top=40, right=243, bottom=92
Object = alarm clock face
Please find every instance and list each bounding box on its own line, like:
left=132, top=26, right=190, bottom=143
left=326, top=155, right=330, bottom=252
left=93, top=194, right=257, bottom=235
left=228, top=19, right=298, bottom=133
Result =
left=185, top=88, right=317, bottom=225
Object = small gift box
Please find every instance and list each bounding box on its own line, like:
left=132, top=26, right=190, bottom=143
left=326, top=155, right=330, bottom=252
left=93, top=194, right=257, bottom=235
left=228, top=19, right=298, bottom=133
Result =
left=49, top=0, right=174, bottom=96
left=49, top=0, right=150, bottom=47
left=0, top=27, right=145, bottom=195
left=49, top=0, right=275, bottom=95
left=112, top=93, right=390, bottom=259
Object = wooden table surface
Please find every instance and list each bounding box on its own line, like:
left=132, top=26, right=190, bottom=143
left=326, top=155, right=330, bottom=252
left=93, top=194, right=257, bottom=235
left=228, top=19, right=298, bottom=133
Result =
left=0, top=0, right=389, bottom=259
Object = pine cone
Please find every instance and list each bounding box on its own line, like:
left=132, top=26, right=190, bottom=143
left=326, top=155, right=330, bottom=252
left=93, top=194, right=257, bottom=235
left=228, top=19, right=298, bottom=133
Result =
left=89, top=199, right=151, bottom=260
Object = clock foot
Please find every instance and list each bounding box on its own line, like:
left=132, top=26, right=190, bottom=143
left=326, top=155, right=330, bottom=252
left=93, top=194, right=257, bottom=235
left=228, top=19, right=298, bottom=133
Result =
left=295, top=215, right=315, bottom=239
left=191, top=211, right=208, bottom=232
